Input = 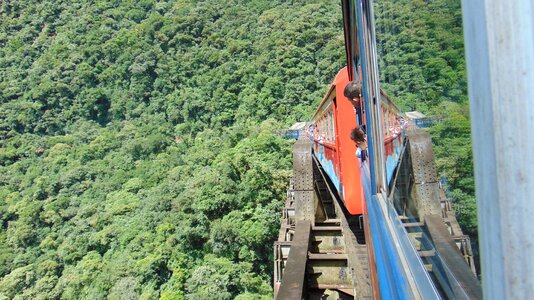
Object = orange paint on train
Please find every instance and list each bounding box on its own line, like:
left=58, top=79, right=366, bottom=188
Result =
left=313, top=67, right=365, bottom=215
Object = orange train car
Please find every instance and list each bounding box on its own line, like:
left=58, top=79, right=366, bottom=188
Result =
left=311, top=67, right=404, bottom=215
left=311, top=67, right=365, bottom=214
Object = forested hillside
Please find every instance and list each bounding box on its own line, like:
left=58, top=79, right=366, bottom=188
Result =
left=0, top=1, right=345, bottom=298
left=0, top=0, right=476, bottom=298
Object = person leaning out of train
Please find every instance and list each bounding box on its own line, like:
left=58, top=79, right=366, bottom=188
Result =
left=351, top=126, right=368, bottom=161
left=343, top=79, right=363, bottom=108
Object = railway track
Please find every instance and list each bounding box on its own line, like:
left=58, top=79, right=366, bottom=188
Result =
left=274, top=139, right=371, bottom=299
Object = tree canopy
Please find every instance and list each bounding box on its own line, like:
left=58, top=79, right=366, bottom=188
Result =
left=0, top=0, right=346, bottom=298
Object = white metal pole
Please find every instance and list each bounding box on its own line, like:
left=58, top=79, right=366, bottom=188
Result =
left=461, top=1, right=534, bottom=299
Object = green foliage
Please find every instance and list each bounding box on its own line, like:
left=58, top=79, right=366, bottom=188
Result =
left=429, top=101, right=477, bottom=235
left=185, top=255, right=271, bottom=300
left=375, top=0, right=467, bottom=111
left=0, top=0, right=343, bottom=298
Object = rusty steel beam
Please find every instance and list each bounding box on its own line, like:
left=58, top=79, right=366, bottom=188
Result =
left=424, top=215, right=483, bottom=300
left=276, top=220, right=311, bottom=300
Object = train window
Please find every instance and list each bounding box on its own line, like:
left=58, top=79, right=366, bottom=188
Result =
left=320, top=118, right=325, bottom=141
left=325, top=113, right=330, bottom=142
left=321, top=116, right=325, bottom=142
left=326, top=113, right=330, bottom=142
left=326, top=111, right=330, bottom=142
left=386, top=109, right=389, bottom=133
left=315, top=95, right=336, bottom=144
left=320, top=105, right=335, bottom=143
left=330, top=110, right=335, bottom=142
left=325, top=111, right=329, bottom=142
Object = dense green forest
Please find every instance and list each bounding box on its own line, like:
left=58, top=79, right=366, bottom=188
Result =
left=0, top=0, right=345, bottom=298
left=0, top=0, right=476, bottom=298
